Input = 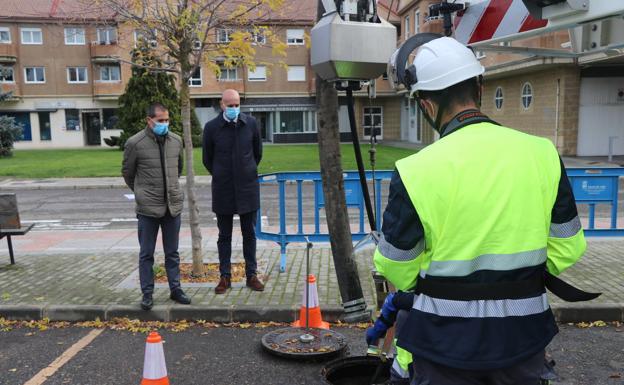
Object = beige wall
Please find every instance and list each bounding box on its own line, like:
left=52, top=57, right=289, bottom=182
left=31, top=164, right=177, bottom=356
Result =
left=482, top=66, right=580, bottom=155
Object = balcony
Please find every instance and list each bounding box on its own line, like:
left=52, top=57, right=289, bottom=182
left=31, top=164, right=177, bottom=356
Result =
left=0, top=44, right=17, bottom=63
left=90, top=42, right=122, bottom=63
left=93, top=81, right=124, bottom=99
left=0, top=83, right=21, bottom=99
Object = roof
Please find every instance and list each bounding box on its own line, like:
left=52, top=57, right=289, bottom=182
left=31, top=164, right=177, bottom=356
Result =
left=0, top=0, right=315, bottom=24
left=0, top=0, right=115, bottom=21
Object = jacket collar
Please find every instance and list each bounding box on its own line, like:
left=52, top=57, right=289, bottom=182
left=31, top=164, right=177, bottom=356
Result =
left=144, top=126, right=168, bottom=141
left=220, top=111, right=247, bottom=126
left=440, top=109, right=499, bottom=138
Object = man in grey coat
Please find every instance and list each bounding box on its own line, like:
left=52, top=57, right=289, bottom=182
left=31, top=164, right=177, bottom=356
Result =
left=202, top=89, right=264, bottom=294
left=122, top=102, right=191, bottom=310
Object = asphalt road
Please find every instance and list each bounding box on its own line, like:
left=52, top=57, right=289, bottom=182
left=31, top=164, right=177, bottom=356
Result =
left=0, top=324, right=622, bottom=385
left=14, top=185, right=389, bottom=231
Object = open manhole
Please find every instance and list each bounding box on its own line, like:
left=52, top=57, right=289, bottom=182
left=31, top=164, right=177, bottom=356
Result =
left=321, top=356, right=392, bottom=385
left=261, top=327, right=347, bottom=360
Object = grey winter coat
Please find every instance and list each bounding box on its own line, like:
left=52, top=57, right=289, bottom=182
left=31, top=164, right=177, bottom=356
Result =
left=202, top=113, right=262, bottom=215
left=122, top=127, right=184, bottom=218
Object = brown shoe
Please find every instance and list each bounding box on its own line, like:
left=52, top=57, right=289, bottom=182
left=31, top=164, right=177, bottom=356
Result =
left=246, top=275, right=265, bottom=292
left=215, top=276, right=231, bottom=294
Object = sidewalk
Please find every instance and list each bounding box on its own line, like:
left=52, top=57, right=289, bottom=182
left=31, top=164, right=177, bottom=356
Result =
left=0, top=228, right=622, bottom=323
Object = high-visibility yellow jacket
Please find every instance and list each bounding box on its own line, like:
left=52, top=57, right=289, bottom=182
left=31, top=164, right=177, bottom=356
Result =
left=374, top=112, right=585, bottom=370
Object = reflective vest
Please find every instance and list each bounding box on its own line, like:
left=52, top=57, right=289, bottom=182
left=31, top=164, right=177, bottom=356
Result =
left=374, top=121, right=585, bottom=370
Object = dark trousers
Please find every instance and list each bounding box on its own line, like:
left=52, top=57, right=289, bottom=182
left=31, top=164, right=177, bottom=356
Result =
left=216, top=211, right=257, bottom=279
left=137, top=213, right=181, bottom=295
left=410, top=350, right=545, bottom=385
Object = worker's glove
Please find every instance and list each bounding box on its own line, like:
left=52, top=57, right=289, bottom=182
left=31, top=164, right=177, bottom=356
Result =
left=366, top=293, right=398, bottom=346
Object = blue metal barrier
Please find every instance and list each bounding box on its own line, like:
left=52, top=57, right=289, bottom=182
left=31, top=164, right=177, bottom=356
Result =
left=567, top=168, right=624, bottom=236
left=257, top=168, right=623, bottom=272
left=256, top=171, right=393, bottom=272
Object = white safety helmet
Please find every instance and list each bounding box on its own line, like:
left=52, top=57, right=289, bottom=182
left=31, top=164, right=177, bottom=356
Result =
left=409, top=36, right=484, bottom=95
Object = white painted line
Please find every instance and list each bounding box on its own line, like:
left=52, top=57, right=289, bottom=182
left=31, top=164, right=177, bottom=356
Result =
left=21, top=220, right=62, bottom=223
left=111, top=218, right=138, bottom=222
left=124, top=194, right=135, bottom=200
left=24, top=328, right=104, bottom=385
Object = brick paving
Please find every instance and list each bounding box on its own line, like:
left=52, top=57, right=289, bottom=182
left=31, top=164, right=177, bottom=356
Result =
left=0, top=228, right=622, bottom=322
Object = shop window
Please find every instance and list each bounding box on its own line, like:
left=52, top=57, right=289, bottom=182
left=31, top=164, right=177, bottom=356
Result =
left=65, top=109, right=80, bottom=131
left=103, top=108, right=118, bottom=130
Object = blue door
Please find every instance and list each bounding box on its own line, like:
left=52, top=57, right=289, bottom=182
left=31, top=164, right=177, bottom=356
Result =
left=1, top=112, right=32, bottom=141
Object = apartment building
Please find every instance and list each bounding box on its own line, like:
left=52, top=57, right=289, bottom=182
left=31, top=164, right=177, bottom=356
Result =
left=391, top=0, right=624, bottom=156
left=0, top=0, right=324, bottom=148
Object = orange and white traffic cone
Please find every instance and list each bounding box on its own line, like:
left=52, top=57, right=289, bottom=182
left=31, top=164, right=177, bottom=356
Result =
left=292, top=274, right=330, bottom=329
left=141, top=331, right=169, bottom=385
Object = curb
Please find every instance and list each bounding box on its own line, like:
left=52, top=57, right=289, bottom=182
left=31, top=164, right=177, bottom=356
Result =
left=0, top=181, right=212, bottom=191
left=0, top=304, right=373, bottom=323
left=1, top=303, right=622, bottom=323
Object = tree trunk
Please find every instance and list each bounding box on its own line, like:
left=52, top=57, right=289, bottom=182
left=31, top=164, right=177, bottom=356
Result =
left=179, top=56, right=204, bottom=276
left=315, top=0, right=367, bottom=323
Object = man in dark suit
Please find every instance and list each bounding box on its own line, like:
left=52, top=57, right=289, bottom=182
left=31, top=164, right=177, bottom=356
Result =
left=202, top=89, right=264, bottom=294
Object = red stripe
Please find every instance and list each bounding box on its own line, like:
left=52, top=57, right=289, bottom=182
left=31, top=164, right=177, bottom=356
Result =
left=468, top=0, right=514, bottom=44
left=518, top=14, right=548, bottom=32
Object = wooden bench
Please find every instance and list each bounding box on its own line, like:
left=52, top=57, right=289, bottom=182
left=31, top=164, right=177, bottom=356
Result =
left=1, top=224, right=34, bottom=265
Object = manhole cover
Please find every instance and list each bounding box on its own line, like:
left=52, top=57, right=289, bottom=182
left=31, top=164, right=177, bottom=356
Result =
left=261, top=327, right=347, bottom=360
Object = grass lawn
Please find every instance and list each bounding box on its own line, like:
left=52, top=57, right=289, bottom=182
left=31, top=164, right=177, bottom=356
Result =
left=0, top=144, right=417, bottom=178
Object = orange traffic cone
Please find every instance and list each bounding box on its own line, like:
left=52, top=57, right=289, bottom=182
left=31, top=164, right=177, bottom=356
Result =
left=141, top=331, right=169, bottom=385
left=293, top=274, right=330, bottom=329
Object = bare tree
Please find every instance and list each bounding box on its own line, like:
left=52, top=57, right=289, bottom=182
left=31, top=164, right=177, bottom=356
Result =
left=92, top=0, right=288, bottom=275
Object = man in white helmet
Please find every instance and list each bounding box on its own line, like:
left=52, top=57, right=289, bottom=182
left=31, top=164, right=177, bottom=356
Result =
left=369, top=36, right=587, bottom=384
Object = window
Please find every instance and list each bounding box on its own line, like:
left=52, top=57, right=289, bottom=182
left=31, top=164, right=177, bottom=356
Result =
left=218, top=65, right=238, bottom=81
left=363, top=106, right=382, bottom=138
left=216, top=28, right=232, bottom=43
left=65, top=109, right=80, bottom=131
left=286, top=29, right=304, bottom=45
left=0, top=27, right=11, bottom=43
left=24, top=67, right=45, bottom=83
left=102, top=108, right=118, bottom=130
left=251, top=29, right=266, bottom=45
left=248, top=65, right=266, bottom=81
left=188, top=67, right=202, bottom=86
left=97, top=27, right=117, bottom=45
left=100, top=65, right=121, bottom=82
left=134, top=29, right=157, bottom=47
left=521, top=82, right=533, bottom=109
left=67, top=67, right=88, bottom=83
left=21, top=28, right=42, bottom=44
left=64, top=28, right=85, bottom=45
left=277, top=111, right=316, bottom=133
left=494, top=86, right=503, bottom=110
left=287, top=66, right=305, bottom=81
left=0, top=66, right=14, bottom=82
left=405, top=15, right=410, bottom=40
left=415, top=11, right=420, bottom=33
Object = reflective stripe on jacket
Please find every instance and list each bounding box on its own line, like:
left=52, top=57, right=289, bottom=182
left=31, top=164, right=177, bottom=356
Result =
left=375, top=117, right=585, bottom=370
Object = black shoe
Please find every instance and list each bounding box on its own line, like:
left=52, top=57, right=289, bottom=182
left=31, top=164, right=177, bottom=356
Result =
left=141, top=294, right=153, bottom=311
left=170, top=289, right=191, bottom=305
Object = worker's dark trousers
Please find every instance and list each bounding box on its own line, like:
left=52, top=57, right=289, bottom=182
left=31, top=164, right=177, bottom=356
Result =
left=137, top=212, right=181, bottom=295
left=410, top=350, right=545, bottom=385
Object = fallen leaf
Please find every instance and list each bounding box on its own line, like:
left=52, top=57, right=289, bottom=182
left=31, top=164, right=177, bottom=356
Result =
left=9, top=369, right=16, bottom=372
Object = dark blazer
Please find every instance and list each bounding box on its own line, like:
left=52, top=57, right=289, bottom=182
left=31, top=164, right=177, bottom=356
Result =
left=202, top=112, right=262, bottom=215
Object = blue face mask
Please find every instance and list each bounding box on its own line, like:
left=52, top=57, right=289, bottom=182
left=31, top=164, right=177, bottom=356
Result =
left=225, top=107, right=240, bottom=121
left=152, top=121, right=169, bottom=136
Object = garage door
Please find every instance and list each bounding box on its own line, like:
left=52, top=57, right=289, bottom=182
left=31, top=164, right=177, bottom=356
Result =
left=577, top=77, right=624, bottom=156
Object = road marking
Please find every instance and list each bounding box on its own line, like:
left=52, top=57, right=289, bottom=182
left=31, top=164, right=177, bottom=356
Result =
left=23, top=329, right=104, bottom=385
